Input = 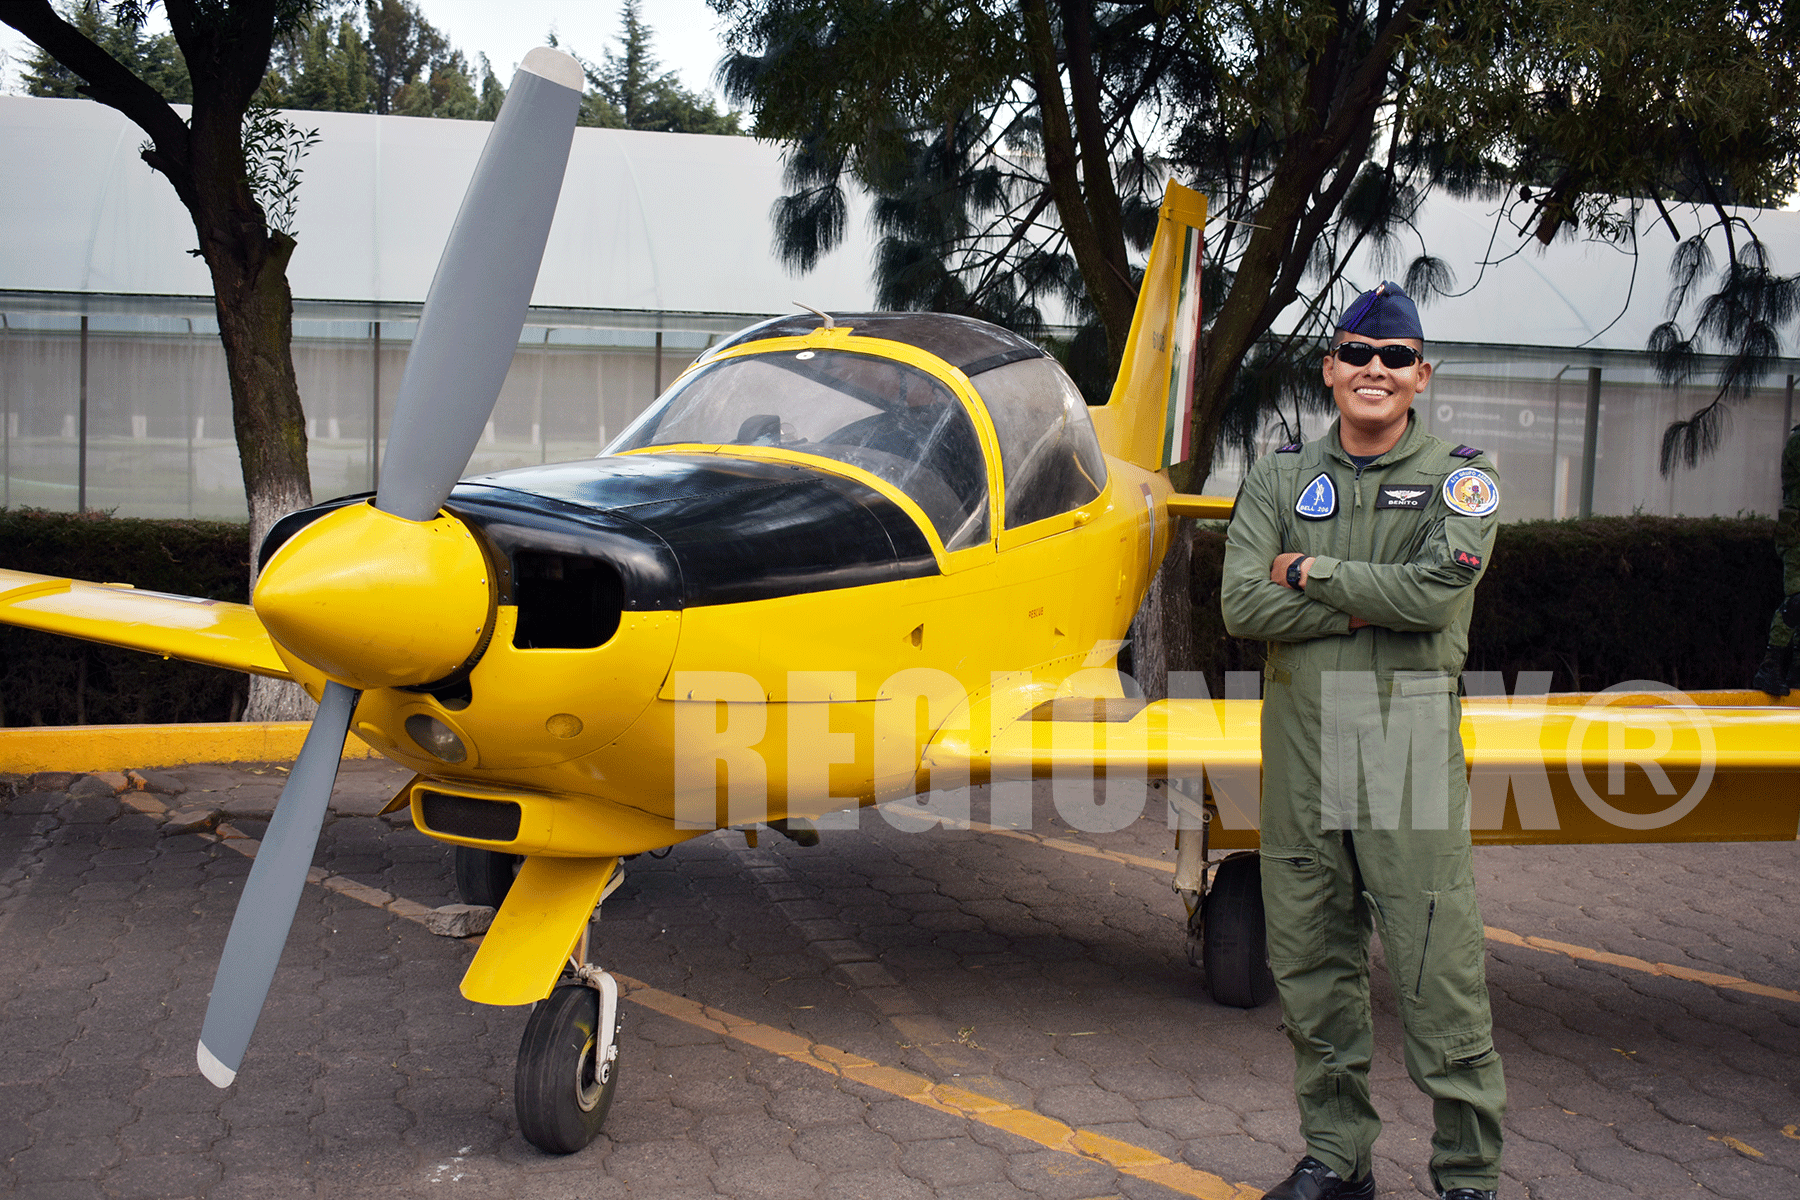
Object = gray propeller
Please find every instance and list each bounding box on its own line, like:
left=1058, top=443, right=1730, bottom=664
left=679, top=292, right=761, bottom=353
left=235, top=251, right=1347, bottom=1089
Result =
left=196, top=48, right=584, bottom=1088
left=377, top=46, right=584, bottom=523
left=197, top=680, right=358, bottom=1085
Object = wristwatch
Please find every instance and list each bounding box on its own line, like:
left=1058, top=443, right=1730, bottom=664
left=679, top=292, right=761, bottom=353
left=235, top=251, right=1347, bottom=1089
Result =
left=1286, top=557, right=1309, bottom=590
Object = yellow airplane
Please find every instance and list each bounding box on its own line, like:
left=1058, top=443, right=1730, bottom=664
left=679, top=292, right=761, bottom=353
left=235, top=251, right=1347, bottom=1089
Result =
left=2, top=47, right=1797, bottom=1155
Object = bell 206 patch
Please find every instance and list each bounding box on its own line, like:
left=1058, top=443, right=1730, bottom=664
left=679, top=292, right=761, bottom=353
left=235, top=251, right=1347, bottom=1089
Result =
left=1442, top=466, right=1499, bottom=517
left=1295, top=472, right=1337, bottom=519
left=1375, top=484, right=1430, bottom=509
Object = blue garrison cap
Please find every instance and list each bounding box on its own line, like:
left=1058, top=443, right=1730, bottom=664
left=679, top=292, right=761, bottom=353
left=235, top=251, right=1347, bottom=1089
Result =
left=1336, top=281, right=1423, bottom=340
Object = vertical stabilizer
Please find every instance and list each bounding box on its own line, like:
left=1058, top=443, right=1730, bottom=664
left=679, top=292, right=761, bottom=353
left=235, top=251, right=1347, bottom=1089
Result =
left=1090, top=181, right=1208, bottom=472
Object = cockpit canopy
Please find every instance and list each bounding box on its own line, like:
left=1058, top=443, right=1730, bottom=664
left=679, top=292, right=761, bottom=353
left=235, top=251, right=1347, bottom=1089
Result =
left=608, top=313, right=1108, bottom=549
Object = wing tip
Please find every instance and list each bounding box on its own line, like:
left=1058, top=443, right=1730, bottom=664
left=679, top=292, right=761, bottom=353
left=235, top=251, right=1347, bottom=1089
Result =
left=519, top=47, right=585, bottom=93
left=197, top=1040, right=237, bottom=1088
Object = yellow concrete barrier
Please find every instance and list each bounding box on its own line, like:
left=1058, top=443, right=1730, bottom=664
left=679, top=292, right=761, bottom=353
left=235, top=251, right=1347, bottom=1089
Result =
left=0, top=723, right=378, bottom=774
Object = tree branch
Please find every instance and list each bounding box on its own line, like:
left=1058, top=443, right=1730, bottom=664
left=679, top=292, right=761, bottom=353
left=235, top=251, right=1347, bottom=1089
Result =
left=1, top=0, right=192, bottom=198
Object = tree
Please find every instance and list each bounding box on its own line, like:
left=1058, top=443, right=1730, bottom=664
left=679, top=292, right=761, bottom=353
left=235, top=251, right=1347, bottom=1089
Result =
left=267, top=2, right=498, bottom=121
left=565, top=0, right=743, bottom=135
left=6, top=0, right=322, bottom=720
left=715, top=0, right=1800, bottom=489
left=362, top=0, right=442, bottom=114
left=272, top=11, right=374, bottom=113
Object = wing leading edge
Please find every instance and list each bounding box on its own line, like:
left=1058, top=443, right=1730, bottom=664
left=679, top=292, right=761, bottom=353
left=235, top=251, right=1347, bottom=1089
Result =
left=0, top=568, right=292, bottom=680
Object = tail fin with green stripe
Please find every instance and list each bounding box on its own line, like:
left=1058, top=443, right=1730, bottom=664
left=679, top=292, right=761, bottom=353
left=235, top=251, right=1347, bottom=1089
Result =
left=1089, top=180, right=1207, bottom=472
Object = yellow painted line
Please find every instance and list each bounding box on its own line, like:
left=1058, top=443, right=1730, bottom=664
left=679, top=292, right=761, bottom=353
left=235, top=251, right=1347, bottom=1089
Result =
left=967, top=821, right=1800, bottom=1006
left=616, top=973, right=1260, bottom=1200
left=212, top=834, right=437, bottom=925
left=1482, top=927, right=1800, bottom=1005
left=1710, top=1135, right=1765, bottom=1158
left=0, top=722, right=378, bottom=774
left=965, top=818, right=1178, bottom=875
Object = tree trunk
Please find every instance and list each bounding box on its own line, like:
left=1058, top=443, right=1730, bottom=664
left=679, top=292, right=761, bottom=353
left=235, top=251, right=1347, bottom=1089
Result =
left=1128, top=517, right=1196, bottom=701
left=210, top=247, right=316, bottom=721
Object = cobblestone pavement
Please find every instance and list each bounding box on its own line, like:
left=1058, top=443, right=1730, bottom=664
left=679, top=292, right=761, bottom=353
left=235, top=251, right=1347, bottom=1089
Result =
left=1, top=763, right=1796, bottom=1199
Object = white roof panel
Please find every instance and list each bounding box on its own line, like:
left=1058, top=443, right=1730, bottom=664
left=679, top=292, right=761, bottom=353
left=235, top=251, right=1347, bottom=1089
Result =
left=0, top=95, right=876, bottom=314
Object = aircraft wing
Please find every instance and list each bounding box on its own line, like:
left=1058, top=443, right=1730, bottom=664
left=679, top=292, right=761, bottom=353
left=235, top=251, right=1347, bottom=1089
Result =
left=0, top=568, right=292, bottom=680
left=924, top=691, right=1800, bottom=845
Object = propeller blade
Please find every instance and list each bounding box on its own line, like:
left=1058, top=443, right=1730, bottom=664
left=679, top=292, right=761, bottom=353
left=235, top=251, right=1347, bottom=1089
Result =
left=196, top=681, right=360, bottom=1087
left=376, top=48, right=584, bottom=523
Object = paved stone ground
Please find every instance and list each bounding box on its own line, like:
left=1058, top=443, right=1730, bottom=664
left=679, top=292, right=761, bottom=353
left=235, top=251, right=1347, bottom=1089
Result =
left=0, top=763, right=1795, bottom=1199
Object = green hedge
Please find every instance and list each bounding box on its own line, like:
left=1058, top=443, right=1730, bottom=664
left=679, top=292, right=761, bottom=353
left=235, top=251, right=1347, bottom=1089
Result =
left=1191, top=515, right=1787, bottom=695
left=1, top=509, right=1787, bottom=724
left=0, top=509, right=252, bottom=726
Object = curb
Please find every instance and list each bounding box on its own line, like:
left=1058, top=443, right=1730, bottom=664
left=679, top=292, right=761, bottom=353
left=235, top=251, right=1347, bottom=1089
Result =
left=0, top=722, right=379, bottom=773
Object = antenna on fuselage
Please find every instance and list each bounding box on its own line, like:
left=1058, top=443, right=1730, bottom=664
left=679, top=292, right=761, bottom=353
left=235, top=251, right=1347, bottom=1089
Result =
left=794, top=302, right=836, bottom=330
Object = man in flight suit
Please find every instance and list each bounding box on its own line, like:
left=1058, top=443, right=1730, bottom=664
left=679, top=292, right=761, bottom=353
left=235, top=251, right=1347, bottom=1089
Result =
left=1221, top=282, right=1506, bottom=1200
left=1750, top=423, right=1800, bottom=695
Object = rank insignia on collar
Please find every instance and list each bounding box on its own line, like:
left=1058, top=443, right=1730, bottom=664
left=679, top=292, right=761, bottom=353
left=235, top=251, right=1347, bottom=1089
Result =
left=1295, top=472, right=1337, bottom=519
left=1376, top=485, right=1430, bottom=510
left=1443, top=466, right=1499, bottom=517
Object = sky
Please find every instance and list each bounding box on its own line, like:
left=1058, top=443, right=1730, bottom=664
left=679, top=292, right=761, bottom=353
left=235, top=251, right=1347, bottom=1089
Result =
left=0, top=1, right=740, bottom=107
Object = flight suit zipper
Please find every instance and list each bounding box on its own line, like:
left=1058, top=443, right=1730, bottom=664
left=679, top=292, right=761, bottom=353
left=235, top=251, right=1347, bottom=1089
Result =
left=1415, top=894, right=1437, bottom=999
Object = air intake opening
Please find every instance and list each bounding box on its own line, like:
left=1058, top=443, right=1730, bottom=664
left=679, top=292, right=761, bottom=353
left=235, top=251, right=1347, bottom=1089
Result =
left=419, top=791, right=522, bottom=842
left=512, top=551, right=624, bottom=649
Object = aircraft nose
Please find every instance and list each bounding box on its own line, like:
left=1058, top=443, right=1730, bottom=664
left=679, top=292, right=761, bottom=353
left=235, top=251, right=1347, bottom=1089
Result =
left=254, top=501, right=493, bottom=690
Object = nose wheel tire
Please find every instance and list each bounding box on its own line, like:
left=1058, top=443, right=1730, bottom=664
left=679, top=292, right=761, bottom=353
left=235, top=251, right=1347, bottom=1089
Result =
left=1201, top=851, right=1277, bottom=1009
left=514, top=980, right=622, bottom=1154
left=454, top=845, right=522, bottom=908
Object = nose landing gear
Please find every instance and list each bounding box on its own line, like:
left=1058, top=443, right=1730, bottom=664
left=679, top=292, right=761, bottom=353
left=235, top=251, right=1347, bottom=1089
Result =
left=515, top=960, right=622, bottom=1154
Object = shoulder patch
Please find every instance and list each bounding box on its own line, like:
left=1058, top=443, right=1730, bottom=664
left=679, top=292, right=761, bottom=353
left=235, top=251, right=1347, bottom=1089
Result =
left=1443, top=466, right=1500, bottom=517
left=1277, top=441, right=1303, bottom=453
left=1295, top=472, right=1337, bottom=520
left=1450, top=444, right=1483, bottom=459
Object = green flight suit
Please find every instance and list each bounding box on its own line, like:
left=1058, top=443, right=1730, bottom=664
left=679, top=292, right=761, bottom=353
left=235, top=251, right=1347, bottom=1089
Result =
left=1768, top=426, right=1800, bottom=649
left=1220, top=413, right=1504, bottom=1193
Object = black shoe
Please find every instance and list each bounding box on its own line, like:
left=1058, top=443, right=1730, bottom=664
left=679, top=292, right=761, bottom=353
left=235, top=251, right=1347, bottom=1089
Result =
left=1265, top=1155, right=1376, bottom=1200
left=1751, top=644, right=1792, bottom=696
left=1439, top=1190, right=1497, bottom=1200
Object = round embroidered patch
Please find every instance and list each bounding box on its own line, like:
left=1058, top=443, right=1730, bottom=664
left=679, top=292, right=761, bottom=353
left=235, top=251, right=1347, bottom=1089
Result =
left=1443, top=466, right=1499, bottom=517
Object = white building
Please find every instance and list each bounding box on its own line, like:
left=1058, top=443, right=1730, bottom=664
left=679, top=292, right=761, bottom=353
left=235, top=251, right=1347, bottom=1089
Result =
left=1, top=95, right=1796, bottom=522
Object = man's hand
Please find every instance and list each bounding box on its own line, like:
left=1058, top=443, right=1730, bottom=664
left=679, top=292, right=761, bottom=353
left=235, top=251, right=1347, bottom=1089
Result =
left=1273, top=552, right=1374, bottom=629
left=1270, top=552, right=1310, bottom=588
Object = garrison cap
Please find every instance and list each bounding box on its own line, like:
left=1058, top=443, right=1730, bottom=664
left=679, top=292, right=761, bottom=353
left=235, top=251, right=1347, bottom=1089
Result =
left=1336, top=281, right=1423, bottom=340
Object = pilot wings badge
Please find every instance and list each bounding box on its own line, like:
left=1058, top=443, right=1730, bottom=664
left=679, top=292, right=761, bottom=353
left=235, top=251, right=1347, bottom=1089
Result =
left=1295, top=472, right=1337, bottom=520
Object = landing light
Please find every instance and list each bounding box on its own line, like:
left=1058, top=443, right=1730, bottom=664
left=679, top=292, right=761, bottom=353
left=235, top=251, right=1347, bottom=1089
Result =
left=406, top=714, right=469, bottom=763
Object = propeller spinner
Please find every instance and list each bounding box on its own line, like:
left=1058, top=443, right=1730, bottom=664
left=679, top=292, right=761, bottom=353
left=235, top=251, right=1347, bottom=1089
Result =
left=196, top=47, right=584, bottom=1088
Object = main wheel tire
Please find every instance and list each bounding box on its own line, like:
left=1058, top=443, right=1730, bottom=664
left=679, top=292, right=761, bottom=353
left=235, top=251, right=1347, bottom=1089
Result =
left=514, top=983, right=621, bottom=1154
left=454, top=846, right=521, bottom=908
left=1202, top=852, right=1277, bottom=1009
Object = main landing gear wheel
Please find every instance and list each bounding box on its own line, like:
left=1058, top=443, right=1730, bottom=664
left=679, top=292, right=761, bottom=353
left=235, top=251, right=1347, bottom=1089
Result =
left=1201, top=852, right=1277, bottom=1009
left=453, top=845, right=522, bottom=907
left=514, top=976, right=622, bottom=1154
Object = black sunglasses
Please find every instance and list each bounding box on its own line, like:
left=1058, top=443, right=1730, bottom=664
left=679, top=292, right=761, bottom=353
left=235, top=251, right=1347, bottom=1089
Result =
left=1331, top=341, right=1423, bottom=369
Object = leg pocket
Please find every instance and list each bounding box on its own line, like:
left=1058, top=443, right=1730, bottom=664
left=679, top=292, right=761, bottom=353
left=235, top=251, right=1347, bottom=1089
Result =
left=1386, top=880, right=1489, bottom=1029
left=1259, top=845, right=1333, bottom=969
